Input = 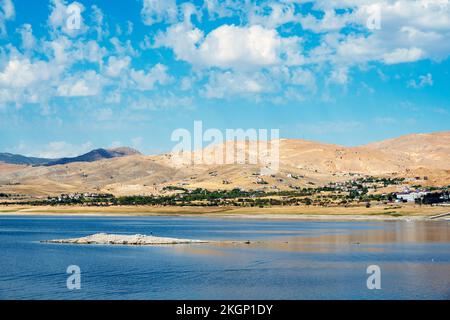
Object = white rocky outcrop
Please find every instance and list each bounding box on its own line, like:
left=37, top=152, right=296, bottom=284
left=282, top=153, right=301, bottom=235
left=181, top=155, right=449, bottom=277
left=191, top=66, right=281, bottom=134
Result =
left=42, top=233, right=208, bottom=245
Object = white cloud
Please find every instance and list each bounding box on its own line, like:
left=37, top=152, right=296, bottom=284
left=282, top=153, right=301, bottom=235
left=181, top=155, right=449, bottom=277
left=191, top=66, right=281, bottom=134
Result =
left=44, top=36, right=75, bottom=65
left=153, top=22, right=202, bottom=59
left=126, top=21, right=134, bottom=35
left=180, top=77, right=193, bottom=91
left=0, top=59, right=60, bottom=88
left=203, top=0, right=247, bottom=20
left=155, top=23, right=303, bottom=70
left=130, top=63, right=172, bottom=90
left=91, top=4, right=108, bottom=41
left=249, top=2, right=297, bottom=29
left=83, top=40, right=106, bottom=65
left=17, top=24, right=36, bottom=50
left=2, top=0, right=450, bottom=110
left=202, top=70, right=274, bottom=99
left=141, top=0, right=178, bottom=25
left=48, top=0, right=86, bottom=37
left=105, top=56, right=131, bottom=77
left=198, top=25, right=282, bottom=68
left=382, top=47, right=424, bottom=64
left=328, top=67, right=350, bottom=85
left=300, top=9, right=351, bottom=33
left=0, top=0, right=14, bottom=18
left=57, top=71, right=105, bottom=97
left=0, top=35, right=110, bottom=106
left=0, top=0, right=15, bottom=36
left=299, top=1, right=450, bottom=69
left=289, top=68, right=317, bottom=93
left=109, top=37, right=138, bottom=56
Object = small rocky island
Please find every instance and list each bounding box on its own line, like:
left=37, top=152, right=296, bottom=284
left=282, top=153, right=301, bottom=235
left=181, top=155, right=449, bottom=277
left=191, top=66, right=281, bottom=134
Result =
left=42, top=233, right=209, bottom=245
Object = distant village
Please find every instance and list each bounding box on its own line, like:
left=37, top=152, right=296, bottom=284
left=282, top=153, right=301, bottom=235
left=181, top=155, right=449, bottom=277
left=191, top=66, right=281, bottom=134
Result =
left=1, top=175, right=449, bottom=209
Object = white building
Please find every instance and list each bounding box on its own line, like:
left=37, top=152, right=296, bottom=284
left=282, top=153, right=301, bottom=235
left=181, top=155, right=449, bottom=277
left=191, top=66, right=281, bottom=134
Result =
left=396, top=191, right=429, bottom=202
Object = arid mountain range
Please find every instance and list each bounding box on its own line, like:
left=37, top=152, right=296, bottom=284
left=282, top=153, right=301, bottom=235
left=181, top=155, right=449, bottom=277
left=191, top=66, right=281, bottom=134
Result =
left=0, top=147, right=140, bottom=166
left=0, top=132, right=449, bottom=198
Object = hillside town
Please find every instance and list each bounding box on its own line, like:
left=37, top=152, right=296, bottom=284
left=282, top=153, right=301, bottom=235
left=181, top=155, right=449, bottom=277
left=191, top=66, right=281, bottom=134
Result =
left=1, top=176, right=449, bottom=209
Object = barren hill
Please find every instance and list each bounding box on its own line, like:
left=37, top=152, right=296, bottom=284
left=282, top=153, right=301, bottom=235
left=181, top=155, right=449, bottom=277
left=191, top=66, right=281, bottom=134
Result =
left=364, top=132, right=450, bottom=170
left=0, top=132, right=449, bottom=197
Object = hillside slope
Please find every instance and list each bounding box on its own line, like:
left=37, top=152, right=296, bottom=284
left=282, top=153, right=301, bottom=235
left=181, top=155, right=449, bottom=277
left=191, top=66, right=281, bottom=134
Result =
left=0, top=132, right=448, bottom=197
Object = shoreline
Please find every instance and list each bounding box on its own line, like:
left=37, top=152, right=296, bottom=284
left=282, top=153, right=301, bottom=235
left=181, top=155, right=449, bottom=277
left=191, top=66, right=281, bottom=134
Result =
left=1, top=204, right=449, bottom=221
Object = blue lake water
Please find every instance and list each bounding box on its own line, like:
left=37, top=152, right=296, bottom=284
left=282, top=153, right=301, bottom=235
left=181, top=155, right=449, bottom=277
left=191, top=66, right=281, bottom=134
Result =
left=0, top=215, right=449, bottom=300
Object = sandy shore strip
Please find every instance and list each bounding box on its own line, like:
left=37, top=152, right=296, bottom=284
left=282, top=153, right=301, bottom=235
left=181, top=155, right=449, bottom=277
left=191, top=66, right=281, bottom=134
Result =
left=42, top=233, right=211, bottom=245
left=1, top=204, right=449, bottom=221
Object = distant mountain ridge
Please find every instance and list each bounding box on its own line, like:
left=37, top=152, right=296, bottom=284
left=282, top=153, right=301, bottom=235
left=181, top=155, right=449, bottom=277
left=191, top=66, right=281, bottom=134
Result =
left=0, top=147, right=141, bottom=166
left=0, top=153, right=51, bottom=166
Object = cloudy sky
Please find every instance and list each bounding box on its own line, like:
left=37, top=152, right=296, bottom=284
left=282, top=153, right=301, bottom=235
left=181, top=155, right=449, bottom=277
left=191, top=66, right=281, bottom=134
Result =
left=0, top=0, right=449, bottom=157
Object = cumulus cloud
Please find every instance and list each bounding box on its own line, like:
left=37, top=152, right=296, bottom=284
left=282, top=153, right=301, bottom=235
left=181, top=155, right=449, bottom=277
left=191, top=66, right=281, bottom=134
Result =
left=328, top=67, right=350, bottom=85
left=148, top=0, right=450, bottom=97
left=91, top=4, right=108, bottom=41
left=0, top=59, right=58, bottom=88
left=300, top=9, right=352, bottom=33
left=105, top=56, right=131, bottom=77
left=2, top=0, right=450, bottom=110
left=202, top=70, right=274, bottom=99
left=203, top=0, right=248, bottom=20
left=17, top=24, right=36, bottom=50
left=289, top=68, right=317, bottom=93
left=382, top=47, right=425, bottom=64
left=141, top=0, right=178, bottom=25
left=48, top=0, right=87, bottom=37
left=130, top=63, right=172, bottom=91
left=155, top=23, right=303, bottom=70
left=325, top=1, right=450, bottom=65
left=197, top=25, right=294, bottom=69
left=56, top=71, right=105, bottom=97
left=249, top=2, right=297, bottom=29
left=0, top=0, right=15, bottom=36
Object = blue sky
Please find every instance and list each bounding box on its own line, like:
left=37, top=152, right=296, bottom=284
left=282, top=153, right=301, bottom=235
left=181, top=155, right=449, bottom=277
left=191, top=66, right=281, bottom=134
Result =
left=0, top=0, right=449, bottom=157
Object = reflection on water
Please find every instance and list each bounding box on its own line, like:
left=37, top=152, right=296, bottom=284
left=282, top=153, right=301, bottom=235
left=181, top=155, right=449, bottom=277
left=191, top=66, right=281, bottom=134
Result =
left=0, top=216, right=448, bottom=299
